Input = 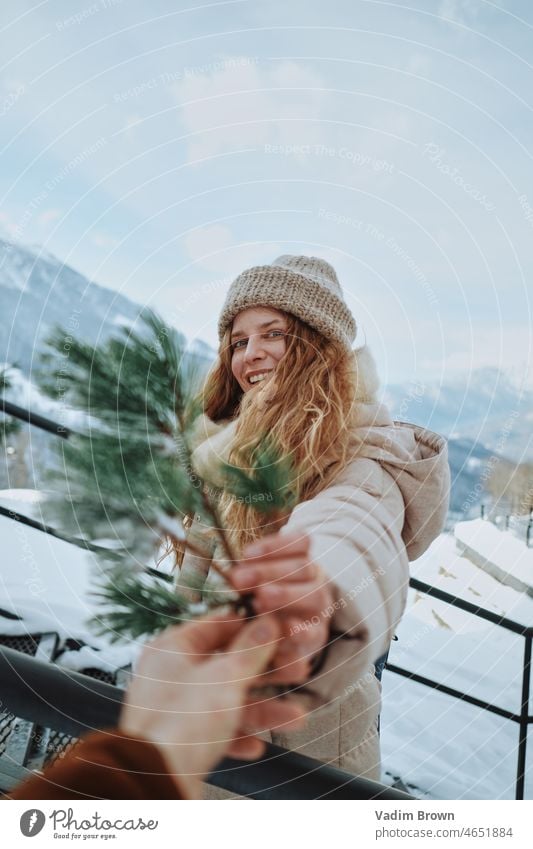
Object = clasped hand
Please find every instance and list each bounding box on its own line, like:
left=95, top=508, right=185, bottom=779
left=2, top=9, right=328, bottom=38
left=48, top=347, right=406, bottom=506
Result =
left=232, top=531, right=335, bottom=685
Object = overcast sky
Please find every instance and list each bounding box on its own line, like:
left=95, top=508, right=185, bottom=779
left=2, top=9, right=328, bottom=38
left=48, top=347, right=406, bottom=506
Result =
left=1, top=0, right=532, bottom=387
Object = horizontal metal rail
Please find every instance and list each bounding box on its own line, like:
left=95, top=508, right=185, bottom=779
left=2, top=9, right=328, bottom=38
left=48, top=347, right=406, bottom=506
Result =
left=385, top=663, right=530, bottom=724
left=410, top=576, right=533, bottom=637
left=0, top=502, right=122, bottom=558
left=0, top=503, right=173, bottom=585
left=1, top=398, right=70, bottom=438
left=0, top=644, right=412, bottom=800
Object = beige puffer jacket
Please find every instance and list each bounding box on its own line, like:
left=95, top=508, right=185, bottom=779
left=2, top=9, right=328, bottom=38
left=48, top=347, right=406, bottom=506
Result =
left=179, top=351, right=451, bottom=784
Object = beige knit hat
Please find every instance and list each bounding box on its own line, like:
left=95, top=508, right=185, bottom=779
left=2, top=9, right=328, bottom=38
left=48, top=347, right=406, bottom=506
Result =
left=218, top=254, right=357, bottom=352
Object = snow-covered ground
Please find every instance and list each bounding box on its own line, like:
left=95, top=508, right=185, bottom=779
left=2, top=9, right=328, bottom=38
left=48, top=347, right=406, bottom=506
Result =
left=0, top=489, right=142, bottom=672
left=1, top=490, right=531, bottom=799
left=381, top=529, right=533, bottom=800
left=455, top=518, right=533, bottom=594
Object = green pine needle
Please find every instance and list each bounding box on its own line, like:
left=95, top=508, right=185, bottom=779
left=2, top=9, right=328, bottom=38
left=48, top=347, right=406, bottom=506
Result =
left=220, top=438, right=298, bottom=514
left=91, top=566, right=236, bottom=641
left=37, top=310, right=210, bottom=562
left=38, top=310, right=202, bottom=435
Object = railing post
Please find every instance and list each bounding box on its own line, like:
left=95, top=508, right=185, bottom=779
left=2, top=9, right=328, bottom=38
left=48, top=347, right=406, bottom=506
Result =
left=516, top=635, right=532, bottom=800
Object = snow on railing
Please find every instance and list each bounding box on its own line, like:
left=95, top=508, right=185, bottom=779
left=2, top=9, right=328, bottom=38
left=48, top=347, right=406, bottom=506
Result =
left=481, top=503, right=533, bottom=548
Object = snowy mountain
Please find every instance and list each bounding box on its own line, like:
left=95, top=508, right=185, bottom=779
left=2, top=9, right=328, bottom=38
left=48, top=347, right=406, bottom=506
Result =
left=0, top=238, right=218, bottom=379
left=384, top=373, right=532, bottom=516
left=384, top=371, right=533, bottom=463
left=0, top=238, right=149, bottom=374
left=445, top=437, right=516, bottom=519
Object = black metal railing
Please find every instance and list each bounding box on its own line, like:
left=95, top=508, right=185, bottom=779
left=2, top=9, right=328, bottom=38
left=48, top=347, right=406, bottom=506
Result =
left=0, top=642, right=410, bottom=800
left=1, top=398, right=70, bottom=439
left=386, top=576, right=532, bottom=800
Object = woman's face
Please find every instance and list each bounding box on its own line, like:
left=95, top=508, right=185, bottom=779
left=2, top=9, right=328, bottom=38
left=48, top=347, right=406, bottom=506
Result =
left=230, top=306, right=288, bottom=393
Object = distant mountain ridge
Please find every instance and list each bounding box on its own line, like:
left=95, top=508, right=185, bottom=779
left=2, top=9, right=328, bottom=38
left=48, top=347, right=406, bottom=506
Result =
left=0, top=238, right=216, bottom=375
left=0, top=238, right=145, bottom=374
left=383, top=372, right=533, bottom=464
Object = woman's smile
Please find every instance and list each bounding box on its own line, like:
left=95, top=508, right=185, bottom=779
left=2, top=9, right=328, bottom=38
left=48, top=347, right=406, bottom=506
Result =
left=230, top=306, right=288, bottom=393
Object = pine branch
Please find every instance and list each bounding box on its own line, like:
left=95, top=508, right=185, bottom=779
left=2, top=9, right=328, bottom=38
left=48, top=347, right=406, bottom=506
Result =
left=90, top=566, right=236, bottom=642
left=92, top=572, right=196, bottom=641
left=37, top=311, right=216, bottom=560
left=220, top=438, right=298, bottom=532
left=163, top=524, right=237, bottom=589
left=35, top=311, right=295, bottom=641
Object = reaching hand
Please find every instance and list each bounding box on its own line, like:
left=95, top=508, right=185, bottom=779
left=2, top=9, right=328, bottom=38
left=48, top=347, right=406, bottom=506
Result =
left=120, top=613, right=306, bottom=798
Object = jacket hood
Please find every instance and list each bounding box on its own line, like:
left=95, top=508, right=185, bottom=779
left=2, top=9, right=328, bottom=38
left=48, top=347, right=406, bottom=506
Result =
left=347, top=400, right=450, bottom=560
left=189, top=400, right=450, bottom=563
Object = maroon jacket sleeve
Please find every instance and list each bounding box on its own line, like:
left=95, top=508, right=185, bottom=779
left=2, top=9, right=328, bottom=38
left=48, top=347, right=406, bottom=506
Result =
left=9, top=728, right=191, bottom=800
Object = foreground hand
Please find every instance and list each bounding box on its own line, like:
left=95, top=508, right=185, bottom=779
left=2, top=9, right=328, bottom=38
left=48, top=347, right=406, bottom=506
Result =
left=232, top=532, right=335, bottom=685
left=120, top=614, right=305, bottom=798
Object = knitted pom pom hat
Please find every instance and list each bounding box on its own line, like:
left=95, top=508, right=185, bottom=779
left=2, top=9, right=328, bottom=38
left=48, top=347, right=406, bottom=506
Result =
left=218, top=254, right=357, bottom=352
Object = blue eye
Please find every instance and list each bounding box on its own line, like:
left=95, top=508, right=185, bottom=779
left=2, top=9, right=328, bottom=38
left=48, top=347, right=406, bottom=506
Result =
left=232, top=329, right=286, bottom=351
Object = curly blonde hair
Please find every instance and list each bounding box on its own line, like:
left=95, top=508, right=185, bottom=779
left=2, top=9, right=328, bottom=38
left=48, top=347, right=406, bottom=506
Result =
left=201, top=312, right=364, bottom=555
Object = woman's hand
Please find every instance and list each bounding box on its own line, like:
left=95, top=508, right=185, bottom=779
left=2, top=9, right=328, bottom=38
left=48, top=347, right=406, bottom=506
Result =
left=120, top=613, right=305, bottom=798
left=232, top=532, right=335, bottom=685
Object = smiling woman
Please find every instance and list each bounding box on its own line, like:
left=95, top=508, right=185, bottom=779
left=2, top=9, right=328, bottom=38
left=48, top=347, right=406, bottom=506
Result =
left=176, top=254, right=450, bottom=796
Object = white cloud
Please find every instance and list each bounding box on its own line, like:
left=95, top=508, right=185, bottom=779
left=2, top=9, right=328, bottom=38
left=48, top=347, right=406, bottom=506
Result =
left=419, top=323, right=533, bottom=388
left=37, top=208, right=61, bottom=230
left=406, top=53, right=432, bottom=76
left=91, top=231, right=120, bottom=250
left=438, top=0, right=482, bottom=27
left=0, top=210, right=18, bottom=238
left=121, top=113, right=143, bottom=142
left=182, top=222, right=276, bottom=273
left=172, top=56, right=327, bottom=160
